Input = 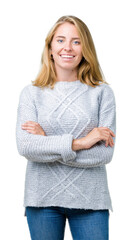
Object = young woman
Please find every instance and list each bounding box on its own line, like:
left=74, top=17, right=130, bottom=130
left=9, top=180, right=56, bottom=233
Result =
left=16, top=15, right=116, bottom=240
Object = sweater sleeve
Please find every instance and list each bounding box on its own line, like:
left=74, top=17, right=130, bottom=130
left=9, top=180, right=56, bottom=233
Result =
left=15, top=85, right=76, bottom=163
left=58, top=84, right=116, bottom=168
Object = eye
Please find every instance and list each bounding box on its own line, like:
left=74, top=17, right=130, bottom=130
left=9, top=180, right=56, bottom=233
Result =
left=73, top=40, right=80, bottom=45
left=57, top=39, right=63, bottom=43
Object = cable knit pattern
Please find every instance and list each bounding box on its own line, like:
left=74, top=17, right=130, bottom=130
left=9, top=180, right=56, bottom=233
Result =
left=16, top=80, right=116, bottom=212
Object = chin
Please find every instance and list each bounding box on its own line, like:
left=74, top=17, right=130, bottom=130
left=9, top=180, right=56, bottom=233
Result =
left=60, top=63, right=79, bottom=69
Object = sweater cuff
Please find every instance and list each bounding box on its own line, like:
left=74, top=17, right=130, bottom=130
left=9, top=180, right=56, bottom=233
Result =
left=60, top=134, right=77, bottom=162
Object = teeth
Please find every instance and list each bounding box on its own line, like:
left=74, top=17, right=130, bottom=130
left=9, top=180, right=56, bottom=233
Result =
left=60, top=55, right=74, bottom=58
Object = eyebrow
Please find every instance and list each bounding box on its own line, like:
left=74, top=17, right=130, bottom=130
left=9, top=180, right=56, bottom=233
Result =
left=56, top=36, right=80, bottom=40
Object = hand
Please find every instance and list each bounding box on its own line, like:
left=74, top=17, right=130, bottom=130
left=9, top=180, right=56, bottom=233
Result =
left=81, top=127, right=115, bottom=149
left=21, top=121, right=46, bottom=136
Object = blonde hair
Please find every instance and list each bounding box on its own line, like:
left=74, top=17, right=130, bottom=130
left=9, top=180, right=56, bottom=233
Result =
left=32, top=15, right=107, bottom=89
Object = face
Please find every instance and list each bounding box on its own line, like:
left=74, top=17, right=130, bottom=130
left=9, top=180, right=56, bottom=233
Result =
left=50, top=22, right=83, bottom=72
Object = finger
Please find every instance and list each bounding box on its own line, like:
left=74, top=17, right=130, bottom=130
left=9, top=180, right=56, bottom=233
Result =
left=22, top=122, right=34, bottom=126
left=99, top=127, right=115, bottom=137
left=26, top=130, right=41, bottom=135
left=22, top=121, right=38, bottom=126
left=104, top=128, right=115, bottom=137
left=109, top=130, right=115, bottom=137
left=26, top=130, right=35, bottom=134
left=105, top=140, right=109, bottom=147
left=24, top=121, right=37, bottom=124
left=109, top=136, right=114, bottom=147
left=108, top=139, right=114, bottom=147
left=22, top=123, right=36, bottom=128
left=21, top=126, right=34, bottom=130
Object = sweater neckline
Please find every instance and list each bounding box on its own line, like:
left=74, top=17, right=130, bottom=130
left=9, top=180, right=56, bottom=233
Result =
left=54, top=80, right=84, bottom=87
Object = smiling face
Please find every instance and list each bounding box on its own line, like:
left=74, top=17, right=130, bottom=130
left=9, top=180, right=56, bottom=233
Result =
left=50, top=22, right=83, bottom=73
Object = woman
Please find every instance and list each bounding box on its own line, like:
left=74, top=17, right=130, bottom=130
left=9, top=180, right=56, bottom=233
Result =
left=16, top=15, right=116, bottom=240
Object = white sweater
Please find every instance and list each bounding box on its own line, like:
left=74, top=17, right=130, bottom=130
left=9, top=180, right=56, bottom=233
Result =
left=16, top=80, right=116, bottom=211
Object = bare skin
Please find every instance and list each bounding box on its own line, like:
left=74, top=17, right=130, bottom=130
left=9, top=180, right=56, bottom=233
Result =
left=21, top=121, right=46, bottom=136
left=72, top=127, right=115, bottom=151
left=21, top=121, right=115, bottom=151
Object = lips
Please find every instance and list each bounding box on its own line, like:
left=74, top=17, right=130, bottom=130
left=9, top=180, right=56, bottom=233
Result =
left=60, top=54, right=75, bottom=58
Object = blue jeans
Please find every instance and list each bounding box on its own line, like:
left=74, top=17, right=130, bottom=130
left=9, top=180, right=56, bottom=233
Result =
left=26, top=206, right=109, bottom=240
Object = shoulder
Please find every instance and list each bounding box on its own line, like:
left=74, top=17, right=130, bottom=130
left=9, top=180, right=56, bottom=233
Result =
left=95, top=83, right=115, bottom=101
left=95, top=83, right=116, bottom=110
left=19, top=84, right=41, bottom=105
left=96, top=82, right=114, bottom=93
left=19, top=84, right=41, bottom=98
left=20, top=83, right=39, bottom=95
left=88, top=82, right=115, bottom=101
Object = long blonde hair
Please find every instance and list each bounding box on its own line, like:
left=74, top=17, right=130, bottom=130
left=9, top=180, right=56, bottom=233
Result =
left=32, top=15, right=107, bottom=89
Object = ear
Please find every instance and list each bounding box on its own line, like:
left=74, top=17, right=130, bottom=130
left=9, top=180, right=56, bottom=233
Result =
left=49, top=48, right=54, bottom=60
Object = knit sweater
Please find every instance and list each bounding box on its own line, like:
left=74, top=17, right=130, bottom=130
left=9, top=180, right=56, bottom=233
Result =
left=16, top=80, right=116, bottom=212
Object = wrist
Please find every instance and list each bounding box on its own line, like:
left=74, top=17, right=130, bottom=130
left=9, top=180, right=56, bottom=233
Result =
left=72, top=138, right=85, bottom=151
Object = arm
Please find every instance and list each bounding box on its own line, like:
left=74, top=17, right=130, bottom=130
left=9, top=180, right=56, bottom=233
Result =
left=58, top=84, right=116, bottom=168
left=16, top=85, right=76, bottom=163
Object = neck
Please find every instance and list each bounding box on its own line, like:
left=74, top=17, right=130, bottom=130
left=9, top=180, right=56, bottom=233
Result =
left=55, top=65, right=78, bottom=82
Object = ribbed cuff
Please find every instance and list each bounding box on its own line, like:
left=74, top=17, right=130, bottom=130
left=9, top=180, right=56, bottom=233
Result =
left=60, top=134, right=77, bottom=162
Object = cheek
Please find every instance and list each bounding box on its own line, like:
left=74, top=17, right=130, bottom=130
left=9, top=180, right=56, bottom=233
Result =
left=75, top=47, right=82, bottom=58
left=77, top=51, right=83, bottom=61
left=51, top=42, right=62, bottom=54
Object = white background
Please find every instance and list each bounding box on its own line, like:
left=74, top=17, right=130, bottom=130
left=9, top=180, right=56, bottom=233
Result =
left=0, top=0, right=132, bottom=239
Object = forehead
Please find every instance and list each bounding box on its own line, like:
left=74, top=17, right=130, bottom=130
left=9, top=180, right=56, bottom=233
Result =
left=53, top=22, right=79, bottom=38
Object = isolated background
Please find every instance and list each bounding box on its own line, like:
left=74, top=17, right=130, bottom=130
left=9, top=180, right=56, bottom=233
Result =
left=0, top=0, right=131, bottom=239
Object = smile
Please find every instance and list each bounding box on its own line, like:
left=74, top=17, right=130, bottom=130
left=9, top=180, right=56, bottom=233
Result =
left=60, top=55, right=75, bottom=59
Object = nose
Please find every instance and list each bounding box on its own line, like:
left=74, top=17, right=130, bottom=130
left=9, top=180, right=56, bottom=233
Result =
left=64, top=41, right=72, bottom=51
